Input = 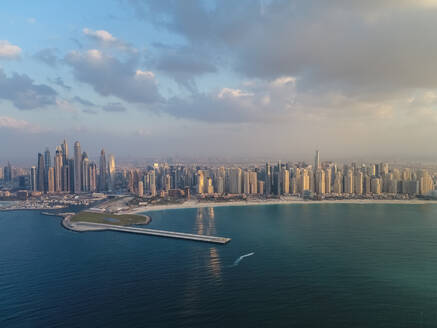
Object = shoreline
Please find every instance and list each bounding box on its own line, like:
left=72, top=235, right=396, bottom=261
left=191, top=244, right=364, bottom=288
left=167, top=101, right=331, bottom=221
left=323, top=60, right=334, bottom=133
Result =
left=127, top=198, right=437, bottom=214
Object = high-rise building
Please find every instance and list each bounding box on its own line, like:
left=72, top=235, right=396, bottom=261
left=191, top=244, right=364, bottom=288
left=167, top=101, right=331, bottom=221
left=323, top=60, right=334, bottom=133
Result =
left=30, top=166, right=37, bottom=191
left=207, top=178, right=214, bottom=194
left=249, top=171, right=258, bottom=194
left=371, top=177, right=382, bottom=194
left=325, top=169, right=331, bottom=194
left=54, top=146, right=63, bottom=192
left=216, top=176, right=224, bottom=194
left=229, top=168, right=242, bottom=194
left=344, top=170, right=354, bottom=194
left=61, top=139, right=69, bottom=163
left=37, top=153, right=45, bottom=192
left=243, top=171, right=250, bottom=194
left=82, top=152, right=90, bottom=192
left=107, top=154, right=115, bottom=191
left=99, top=149, right=107, bottom=192
left=73, top=141, right=82, bottom=193
left=89, top=162, right=97, bottom=192
left=354, top=171, right=363, bottom=195
left=265, top=163, right=271, bottom=195
left=282, top=169, right=290, bottom=194
left=196, top=170, right=205, bottom=194
left=4, top=162, right=12, bottom=182
left=47, top=167, right=55, bottom=193
left=138, top=181, right=144, bottom=197
left=315, top=169, right=325, bottom=194
left=315, top=150, right=320, bottom=170
left=333, top=172, right=343, bottom=194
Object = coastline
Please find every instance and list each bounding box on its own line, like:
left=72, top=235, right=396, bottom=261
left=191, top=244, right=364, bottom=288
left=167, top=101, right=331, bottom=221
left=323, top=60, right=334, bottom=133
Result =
left=126, top=198, right=437, bottom=214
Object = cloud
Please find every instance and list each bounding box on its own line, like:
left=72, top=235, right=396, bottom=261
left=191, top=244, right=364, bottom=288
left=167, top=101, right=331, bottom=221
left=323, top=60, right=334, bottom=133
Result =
left=65, top=49, right=161, bottom=104
left=163, top=76, right=297, bottom=122
left=102, top=102, right=127, bottom=112
left=151, top=44, right=216, bottom=89
left=72, top=96, right=96, bottom=107
left=130, top=0, right=437, bottom=97
left=83, top=108, right=98, bottom=114
left=82, top=27, right=135, bottom=52
left=0, top=68, right=57, bottom=110
left=0, top=116, right=44, bottom=133
left=0, top=40, right=21, bottom=59
left=50, top=77, right=71, bottom=90
left=34, top=48, right=59, bottom=66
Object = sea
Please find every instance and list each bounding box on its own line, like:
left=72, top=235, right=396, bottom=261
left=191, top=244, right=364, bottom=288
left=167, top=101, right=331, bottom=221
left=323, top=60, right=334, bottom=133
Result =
left=2, top=203, right=437, bottom=327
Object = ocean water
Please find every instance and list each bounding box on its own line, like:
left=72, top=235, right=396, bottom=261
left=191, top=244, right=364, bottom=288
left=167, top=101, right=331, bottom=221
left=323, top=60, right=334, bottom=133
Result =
left=2, top=204, right=437, bottom=327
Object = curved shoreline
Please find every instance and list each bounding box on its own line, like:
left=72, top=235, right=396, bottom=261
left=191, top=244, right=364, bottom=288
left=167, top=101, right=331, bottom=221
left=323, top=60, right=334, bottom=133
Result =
left=127, top=198, right=437, bottom=214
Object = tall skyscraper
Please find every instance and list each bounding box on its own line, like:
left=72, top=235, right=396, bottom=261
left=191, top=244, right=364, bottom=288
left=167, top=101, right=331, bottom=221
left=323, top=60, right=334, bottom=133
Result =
left=82, top=152, right=90, bottom=192
left=37, top=153, right=45, bottom=192
left=99, top=149, right=107, bottom=192
left=108, top=154, right=115, bottom=190
left=315, top=150, right=320, bottom=170
left=265, top=163, right=271, bottom=195
left=4, top=162, right=12, bottom=182
left=44, top=148, right=51, bottom=170
left=61, top=139, right=69, bottom=163
left=89, top=162, right=97, bottom=192
left=54, top=146, right=63, bottom=192
left=74, top=141, right=82, bottom=193
left=30, top=166, right=37, bottom=191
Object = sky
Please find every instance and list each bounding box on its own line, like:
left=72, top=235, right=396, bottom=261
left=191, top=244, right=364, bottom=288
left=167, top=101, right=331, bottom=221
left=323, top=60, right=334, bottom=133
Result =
left=2, top=0, right=437, bottom=164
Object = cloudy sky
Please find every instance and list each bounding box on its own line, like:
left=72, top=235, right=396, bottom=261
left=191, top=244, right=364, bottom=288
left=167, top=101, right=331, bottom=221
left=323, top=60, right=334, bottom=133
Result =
left=2, top=0, right=437, bottom=163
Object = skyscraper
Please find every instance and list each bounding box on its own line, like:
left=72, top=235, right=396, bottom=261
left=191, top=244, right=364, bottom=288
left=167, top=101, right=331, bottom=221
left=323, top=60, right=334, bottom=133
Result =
left=99, top=149, right=107, bottom=192
left=4, top=162, right=12, bottom=182
left=108, top=154, right=115, bottom=191
left=61, top=139, right=69, bottom=163
left=315, top=150, right=320, bottom=170
left=30, top=166, right=37, bottom=191
left=74, top=141, right=82, bottom=193
left=265, top=163, right=271, bottom=195
left=54, top=146, right=63, bottom=192
left=82, top=152, right=90, bottom=192
left=37, top=153, right=45, bottom=192
left=47, top=167, right=55, bottom=193
left=44, top=148, right=51, bottom=170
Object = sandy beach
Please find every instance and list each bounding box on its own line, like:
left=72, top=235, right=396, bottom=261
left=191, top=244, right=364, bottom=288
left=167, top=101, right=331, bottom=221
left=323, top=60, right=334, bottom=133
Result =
left=126, top=198, right=437, bottom=214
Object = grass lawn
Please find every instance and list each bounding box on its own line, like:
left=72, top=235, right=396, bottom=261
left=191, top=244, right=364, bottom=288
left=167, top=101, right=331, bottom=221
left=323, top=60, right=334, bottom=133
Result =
left=71, top=211, right=151, bottom=226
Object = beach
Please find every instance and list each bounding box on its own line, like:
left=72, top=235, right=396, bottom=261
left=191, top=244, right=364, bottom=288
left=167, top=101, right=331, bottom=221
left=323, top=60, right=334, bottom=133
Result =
left=126, top=198, right=437, bottom=214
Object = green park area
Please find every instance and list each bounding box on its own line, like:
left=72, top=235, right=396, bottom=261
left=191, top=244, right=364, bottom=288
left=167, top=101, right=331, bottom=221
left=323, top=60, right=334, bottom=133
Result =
left=71, top=211, right=151, bottom=226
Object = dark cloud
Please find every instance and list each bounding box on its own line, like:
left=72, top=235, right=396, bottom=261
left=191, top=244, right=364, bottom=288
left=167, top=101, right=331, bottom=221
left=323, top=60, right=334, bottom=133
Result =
left=83, top=108, right=98, bottom=114
left=34, top=48, right=59, bottom=67
left=65, top=49, right=162, bottom=104
left=102, top=102, right=127, bottom=112
left=128, top=0, right=437, bottom=96
left=0, top=68, right=57, bottom=110
left=151, top=44, right=217, bottom=90
left=72, top=96, right=96, bottom=107
left=50, top=77, right=71, bottom=91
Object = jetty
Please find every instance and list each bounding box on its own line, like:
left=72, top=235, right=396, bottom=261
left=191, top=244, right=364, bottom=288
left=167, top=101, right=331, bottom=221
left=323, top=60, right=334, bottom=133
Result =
left=61, top=214, right=230, bottom=244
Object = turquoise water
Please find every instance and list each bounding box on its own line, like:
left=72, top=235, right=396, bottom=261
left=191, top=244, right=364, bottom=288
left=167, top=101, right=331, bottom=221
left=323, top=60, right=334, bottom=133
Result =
left=2, top=204, right=437, bottom=327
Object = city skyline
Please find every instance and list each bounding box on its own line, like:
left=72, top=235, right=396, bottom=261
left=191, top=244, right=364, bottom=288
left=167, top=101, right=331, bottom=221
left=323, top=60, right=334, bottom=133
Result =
left=2, top=1, right=437, bottom=160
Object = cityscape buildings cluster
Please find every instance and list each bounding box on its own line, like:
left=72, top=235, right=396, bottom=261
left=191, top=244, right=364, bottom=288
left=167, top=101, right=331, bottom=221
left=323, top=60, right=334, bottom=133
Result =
left=29, top=140, right=114, bottom=194
left=1, top=145, right=437, bottom=200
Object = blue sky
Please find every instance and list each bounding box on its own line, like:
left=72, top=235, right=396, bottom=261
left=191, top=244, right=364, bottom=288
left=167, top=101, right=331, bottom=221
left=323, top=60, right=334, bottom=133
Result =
left=2, top=0, right=437, bottom=164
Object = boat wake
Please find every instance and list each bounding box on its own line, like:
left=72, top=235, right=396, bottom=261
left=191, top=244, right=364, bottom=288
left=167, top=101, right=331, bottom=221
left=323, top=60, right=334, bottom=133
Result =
left=230, top=252, right=255, bottom=267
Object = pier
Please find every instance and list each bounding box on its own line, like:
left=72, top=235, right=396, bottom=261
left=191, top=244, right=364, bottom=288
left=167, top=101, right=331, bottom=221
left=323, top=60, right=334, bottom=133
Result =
left=62, top=216, right=231, bottom=244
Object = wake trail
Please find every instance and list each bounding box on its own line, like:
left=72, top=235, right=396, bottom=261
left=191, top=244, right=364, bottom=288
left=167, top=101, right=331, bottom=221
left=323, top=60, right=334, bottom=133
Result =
left=230, top=252, right=255, bottom=267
